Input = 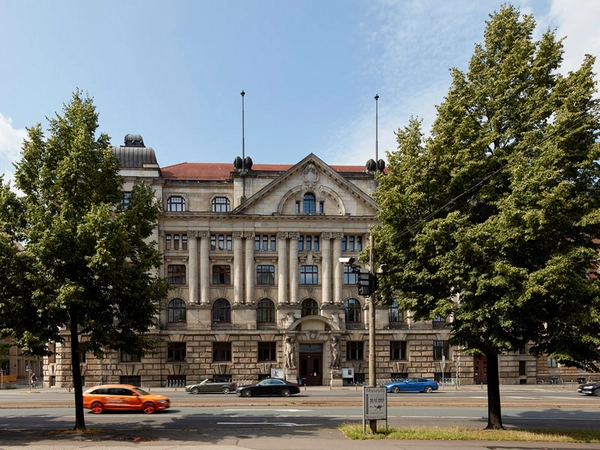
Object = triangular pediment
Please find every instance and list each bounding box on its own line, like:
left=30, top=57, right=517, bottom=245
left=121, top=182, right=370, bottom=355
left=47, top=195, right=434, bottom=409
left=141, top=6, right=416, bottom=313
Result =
left=231, top=153, right=378, bottom=217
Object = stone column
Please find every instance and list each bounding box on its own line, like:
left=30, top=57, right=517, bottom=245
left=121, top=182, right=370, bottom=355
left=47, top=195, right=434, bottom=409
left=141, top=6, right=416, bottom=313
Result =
left=288, top=232, right=299, bottom=305
left=233, top=231, right=243, bottom=305
left=332, top=232, right=343, bottom=305
left=245, top=232, right=255, bottom=305
left=321, top=232, right=332, bottom=304
left=188, top=231, right=199, bottom=304
left=199, top=231, right=210, bottom=305
left=277, top=232, right=288, bottom=305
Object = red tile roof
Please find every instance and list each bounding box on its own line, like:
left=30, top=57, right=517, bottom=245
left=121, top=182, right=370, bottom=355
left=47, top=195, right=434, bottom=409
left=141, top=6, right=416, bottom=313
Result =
left=161, top=162, right=367, bottom=181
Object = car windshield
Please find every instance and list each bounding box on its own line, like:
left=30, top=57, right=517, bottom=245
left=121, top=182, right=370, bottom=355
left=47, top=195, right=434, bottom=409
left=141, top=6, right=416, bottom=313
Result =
left=133, top=387, right=150, bottom=395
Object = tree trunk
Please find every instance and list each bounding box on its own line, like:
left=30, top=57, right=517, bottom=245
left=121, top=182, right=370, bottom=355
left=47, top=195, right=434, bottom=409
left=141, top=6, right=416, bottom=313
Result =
left=485, top=352, right=504, bottom=430
left=70, top=305, right=86, bottom=430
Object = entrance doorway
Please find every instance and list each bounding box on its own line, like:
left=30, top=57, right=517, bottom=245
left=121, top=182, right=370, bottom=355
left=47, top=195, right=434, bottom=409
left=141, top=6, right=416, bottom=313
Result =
left=473, top=355, right=487, bottom=384
left=299, top=344, right=322, bottom=386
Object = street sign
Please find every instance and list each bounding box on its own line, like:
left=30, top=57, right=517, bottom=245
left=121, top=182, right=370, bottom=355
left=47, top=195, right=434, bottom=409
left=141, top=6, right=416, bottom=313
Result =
left=363, top=386, right=387, bottom=420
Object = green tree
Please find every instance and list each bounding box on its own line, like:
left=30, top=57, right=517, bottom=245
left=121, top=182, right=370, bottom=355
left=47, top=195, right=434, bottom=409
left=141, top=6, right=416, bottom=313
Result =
left=0, top=90, right=169, bottom=430
left=372, top=5, right=600, bottom=430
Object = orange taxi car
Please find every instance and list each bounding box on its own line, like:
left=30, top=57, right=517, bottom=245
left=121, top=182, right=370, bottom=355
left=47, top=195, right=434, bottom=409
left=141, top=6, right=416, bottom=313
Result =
left=82, top=384, right=170, bottom=414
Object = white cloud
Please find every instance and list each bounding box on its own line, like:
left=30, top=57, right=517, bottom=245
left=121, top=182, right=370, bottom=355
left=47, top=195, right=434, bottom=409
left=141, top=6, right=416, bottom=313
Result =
left=0, top=113, right=26, bottom=185
left=548, top=0, right=600, bottom=76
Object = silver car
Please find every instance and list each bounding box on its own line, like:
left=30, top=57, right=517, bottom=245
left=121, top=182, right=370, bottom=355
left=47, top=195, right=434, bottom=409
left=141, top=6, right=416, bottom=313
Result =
left=185, top=378, right=237, bottom=394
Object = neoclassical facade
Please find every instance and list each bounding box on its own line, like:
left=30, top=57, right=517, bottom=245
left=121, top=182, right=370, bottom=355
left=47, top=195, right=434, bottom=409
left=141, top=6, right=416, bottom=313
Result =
left=42, top=135, right=593, bottom=388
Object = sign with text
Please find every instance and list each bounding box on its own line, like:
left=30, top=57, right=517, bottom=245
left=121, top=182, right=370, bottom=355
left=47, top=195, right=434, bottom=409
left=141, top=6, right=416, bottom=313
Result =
left=363, top=386, right=387, bottom=420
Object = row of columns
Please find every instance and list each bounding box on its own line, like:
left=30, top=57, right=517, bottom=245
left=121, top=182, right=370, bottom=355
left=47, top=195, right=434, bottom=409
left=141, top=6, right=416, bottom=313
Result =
left=183, top=230, right=354, bottom=306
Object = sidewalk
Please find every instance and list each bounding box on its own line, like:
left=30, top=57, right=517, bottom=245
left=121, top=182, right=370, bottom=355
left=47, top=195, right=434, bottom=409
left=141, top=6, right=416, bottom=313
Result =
left=1, top=427, right=599, bottom=450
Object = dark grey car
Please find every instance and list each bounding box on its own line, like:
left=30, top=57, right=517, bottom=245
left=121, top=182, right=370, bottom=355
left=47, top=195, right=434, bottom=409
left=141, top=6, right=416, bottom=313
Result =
left=185, top=378, right=237, bottom=394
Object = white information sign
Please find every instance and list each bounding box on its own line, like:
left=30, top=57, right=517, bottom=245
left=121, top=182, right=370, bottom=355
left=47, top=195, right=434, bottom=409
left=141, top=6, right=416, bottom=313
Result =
left=363, top=386, right=387, bottom=420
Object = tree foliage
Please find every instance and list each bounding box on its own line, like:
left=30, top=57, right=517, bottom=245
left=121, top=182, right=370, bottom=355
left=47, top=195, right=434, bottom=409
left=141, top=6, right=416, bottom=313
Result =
left=372, top=5, right=600, bottom=429
left=0, top=90, right=169, bottom=429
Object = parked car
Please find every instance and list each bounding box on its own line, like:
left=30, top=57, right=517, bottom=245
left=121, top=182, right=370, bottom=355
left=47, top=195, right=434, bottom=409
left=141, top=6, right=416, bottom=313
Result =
left=578, top=381, right=600, bottom=396
left=185, top=378, right=237, bottom=394
left=384, top=377, right=439, bottom=393
left=82, top=384, right=170, bottom=414
left=236, top=378, right=300, bottom=397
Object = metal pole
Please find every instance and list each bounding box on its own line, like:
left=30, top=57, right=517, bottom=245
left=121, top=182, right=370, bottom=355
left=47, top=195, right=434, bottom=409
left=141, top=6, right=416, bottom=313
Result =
left=241, top=90, right=246, bottom=199
left=374, top=94, right=379, bottom=164
left=368, top=234, right=377, bottom=433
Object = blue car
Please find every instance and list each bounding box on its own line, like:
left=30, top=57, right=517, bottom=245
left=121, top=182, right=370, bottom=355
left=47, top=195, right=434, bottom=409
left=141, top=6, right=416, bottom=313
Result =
left=385, top=377, right=438, bottom=393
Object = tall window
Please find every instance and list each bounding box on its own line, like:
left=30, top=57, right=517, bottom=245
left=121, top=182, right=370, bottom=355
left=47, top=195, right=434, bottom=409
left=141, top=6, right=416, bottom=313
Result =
left=165, top=234, right=172, bottom=250
left=212, top=299, right=231, bottom=323
left=167, top=343, right=186, bottom=362
left=255, top=235, right=277, bottom=251
left=257, top=299, right=275, bottom=323
left=300, top=265, right=318, bottom=285
left=258, top=342, right=277, bottom=361
left=342, top=235, right=363, bottom=252
left=303, top=193, right=316, bottom=213
left=388, top=300, right=404, bottom=322
left=298, top=235, right=320, bottom=251
left=343, top=266, right=359, bottom=285
left=165, top=233, right=187, bottom=251
left=256, top=265, right=275, bottom=285
left=120, top=192, right=131, bottom=211
left=212, top=265, right=231, bottom=284
left=301, top=298, right=319, bottom=317
left=213, top=342, right=232, bottom=361
left=345, top=298, right=362, bottom=323
left=120, top=352, right=141, bottom=362
left=168, top=298, right=186, bottom=323
left=346, top=341, right=364, bottom=360
left=547, top=357, right=558, bottom=368
left=211, top=234, right=232, bottom=251
left=167, top=265, right=186, bottom=284
left=211, top=197, right=230, bottom=212
left=390, top=341, right=407, bottom=360
left=433, top=341, right=449, bottom=360
left=166, top=196, right=185, bottom=212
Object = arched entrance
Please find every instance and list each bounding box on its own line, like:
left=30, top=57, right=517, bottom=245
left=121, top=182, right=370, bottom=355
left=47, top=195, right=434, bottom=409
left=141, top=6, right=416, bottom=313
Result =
left=299, top=344, right=322, bottom=386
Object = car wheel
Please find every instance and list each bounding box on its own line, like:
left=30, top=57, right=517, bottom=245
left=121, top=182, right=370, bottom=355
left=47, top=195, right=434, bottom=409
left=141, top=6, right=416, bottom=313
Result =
left=594, top=389, right=600, bottom=397
left=221, top=387, right=230, bottom=394
left=281, top=388, right=291, bottom=397
left=142, top=402, right=156, bottom=414
left=191, top=387, right=200, bottom=394
left=242, top=389, right=252, bottom=397
left=391, top=386, right=400, bottom=394
left=424, top=386, right=433, bottom=393
left=91, top=402, right=104, bottom=414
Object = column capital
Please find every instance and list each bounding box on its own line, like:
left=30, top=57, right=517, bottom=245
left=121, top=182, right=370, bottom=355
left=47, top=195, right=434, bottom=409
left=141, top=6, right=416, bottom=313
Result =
left=332, top=232, right=344, bottom=240
left=197, top=231, right=210, bottom=239
left=233, top=231, right=244, bottom=239
left=321, top=232, right=333, bottom=240
left=288, top=231, right=300, bottom=240
left=277, top=231, right=288, bottom=240
left=243, top=231, right=256, bottom=239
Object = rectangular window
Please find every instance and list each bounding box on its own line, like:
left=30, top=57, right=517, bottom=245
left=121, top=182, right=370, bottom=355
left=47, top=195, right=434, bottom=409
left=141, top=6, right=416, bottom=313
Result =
left=258, top=342, right=277, bottom=361
left=165, top=234, right=172, bottom=250
left=167, top=265, right=186, bottom=284
left=212, top=265, right=231, bottom=285
left=342, top=236, right=363, bottom=252
left=306, top=236, right=312, bottom=251
left=270, top=235, right=276, bottom=251
left=319, top=201, right=324, bottom=213
left=254, top=235, right=277, bottom=251
left=433, top=340, right=449, bottom=360
left=181, top=234, right=187, bottom=250
left=343, top=266, right=358, bottom=285
left=211, top=234, right=232, bottom=251
left=346, top=341, right=364, bottom=360
left=300, top=265, right=318, bottom=285
left=256, top=265, right=275, bottom=285
left=213, top=342, right=232, bottom=362
left=519, top=360, right=526, bottom=376
left=173, top=234, right=180, bottom=250
left=120, top=352, right=142, bottom=362
left=547, top=357, right=558, bottom=368
left=298, top=236, right=304, bottom=251
left=120, top=375, right=141, bottom=386
left=390, top=341, right=407, bottom=360
left=168, top=342, right=186, bottom=362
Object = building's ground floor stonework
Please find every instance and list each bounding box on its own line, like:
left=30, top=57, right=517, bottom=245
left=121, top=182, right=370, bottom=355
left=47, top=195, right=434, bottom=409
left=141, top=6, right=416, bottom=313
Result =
left=42, top=305, right=595, bottom=389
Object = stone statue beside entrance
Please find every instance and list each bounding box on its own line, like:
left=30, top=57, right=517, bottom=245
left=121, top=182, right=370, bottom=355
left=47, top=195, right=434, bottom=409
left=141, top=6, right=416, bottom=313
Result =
left=284, top=337, right=296, bottom=370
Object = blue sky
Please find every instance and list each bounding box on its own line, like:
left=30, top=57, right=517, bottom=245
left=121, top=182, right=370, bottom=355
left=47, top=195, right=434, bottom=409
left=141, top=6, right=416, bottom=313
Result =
left=1, top=0, right=599, bottom=183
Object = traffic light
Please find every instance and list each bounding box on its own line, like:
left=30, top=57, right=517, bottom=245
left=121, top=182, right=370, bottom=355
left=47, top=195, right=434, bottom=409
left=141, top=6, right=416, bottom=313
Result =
left=357, top=273, right=372, bottom=296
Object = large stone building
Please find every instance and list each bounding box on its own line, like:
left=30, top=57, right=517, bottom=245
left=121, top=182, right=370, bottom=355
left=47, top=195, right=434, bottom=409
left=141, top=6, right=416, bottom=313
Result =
left=42, top=135, right=594, bottom=388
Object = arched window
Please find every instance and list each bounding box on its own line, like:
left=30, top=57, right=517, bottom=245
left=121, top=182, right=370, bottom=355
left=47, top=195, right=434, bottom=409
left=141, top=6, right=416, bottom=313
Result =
left=166, top=196, right=185, bottom=212
left=257, top=298, right=275, bottom=323
left=211, top=197, right=230, bottom=212
left=303, top=193, right=316, bottom=214
left=212, top=298, right=231, bottom=323
left=345, top=298, right=362, bottom=323
left=301, top=298, right=319, bottom=317
left=168, top=298, right=186, bottom=323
